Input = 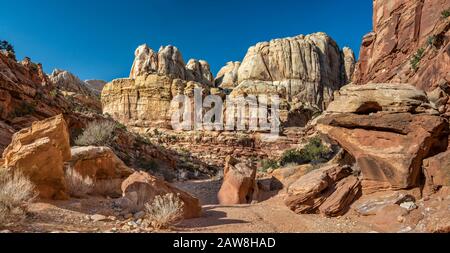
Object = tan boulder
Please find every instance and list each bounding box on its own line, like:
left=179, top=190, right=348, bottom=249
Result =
left=2, top=114, right=70, bottom=199
left=120, top=171, right=202, bottom=219
left=218, top=156, right=258, bottom=205
left=67, top=146, right=134, bottom=196
left=318, top=112, right=448, bottom=192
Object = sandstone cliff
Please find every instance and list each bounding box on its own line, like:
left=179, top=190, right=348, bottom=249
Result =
left=217, top=32, right=356, bottom=126
left=103, top=43, right=214, bottom=128
left=353, top=0, right=450, bottom=93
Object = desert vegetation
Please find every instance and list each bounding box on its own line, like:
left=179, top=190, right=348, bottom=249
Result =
left=0, top=169, right=36, bottom=225
left=143, top=193, right=184, bottom=230
left=75, top=121, right=117, bottom=146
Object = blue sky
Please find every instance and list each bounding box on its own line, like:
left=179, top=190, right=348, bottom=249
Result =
left=0, top=0, right=373, bottom=81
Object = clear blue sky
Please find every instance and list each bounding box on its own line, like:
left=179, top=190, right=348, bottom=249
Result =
left=0, top=0, right=373, bottom=81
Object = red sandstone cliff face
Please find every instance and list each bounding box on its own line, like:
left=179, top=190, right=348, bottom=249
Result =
left=353, top=0, right=450, bottom=92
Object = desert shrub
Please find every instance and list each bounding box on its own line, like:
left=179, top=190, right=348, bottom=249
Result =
left=0, top=40, right=14, bottom=54
left=259, top=159, right=280, bottom=173
left=75, top=121, right=117, bottom=146
left=410, top=48, right=425, bottom=71
left=144, top=193, right=184, bottom=230
left=442, top=8, right=450, bottom=18
left=64, top=168, right=94, bottom=198
left=427, top=36, right=437, bottom=47
left=280, top=137, right=332, bottom=166
left=0, top=169, right=36, bottom=225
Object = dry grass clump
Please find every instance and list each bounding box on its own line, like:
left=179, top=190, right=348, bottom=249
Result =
left=75, top=121, right=117, bottom=146
left=64, top=168, right=94, bottom=198
left=143, top=193, right=184, bottom=230
left=0, top=169, right=36, bottom=225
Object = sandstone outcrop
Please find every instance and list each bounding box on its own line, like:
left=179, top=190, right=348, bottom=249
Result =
left=102, top=74, right=210, bottom=128
left=119, top=171, right=202, bottom=219
left=353, top=0, right=450, bottom=97
left=185, top=59, right=214, bottom=86
left=232, top=32, right=355, bottom=110
left=285, top=164, right=361, bottom=217
left=49, top=69, right=102, bottom=112
left=318, top=83, right=449, bottom=192
left=0, top=53, right=71, bottom=132
left=326, top=83, right=437, bottom=114
left=2, top=114, right=71, bottom=199
left=103, top=43, right=215, bottom=128
left=215, top=61, right=241, bottom=88
left=217, top=156, right=259, bottom=205
left=129, top=44, right=213, bottom=85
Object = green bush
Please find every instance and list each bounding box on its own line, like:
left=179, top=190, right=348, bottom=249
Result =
left=280, top=137, right=332, bottom=166
left=0, top=40, right=14, bottom=54
left=259, top=159, right=280, bottom=173
left=410, top=48, right=425, bottom=71
left=441, top=8, right=450, bottom=18
left=9, top=102, right=35, bottom=118
left=75, top=121, right=117, bottom=146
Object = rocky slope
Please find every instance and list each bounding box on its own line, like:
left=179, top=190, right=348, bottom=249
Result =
left=353, top=0, right=450, bottom=95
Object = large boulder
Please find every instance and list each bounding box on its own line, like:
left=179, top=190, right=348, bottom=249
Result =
left=318, top=83, right=449, bottom=192
left=2, top=114, right=71, bottom=199
left=69, top=146, right=133, bottom=180
left=326, top=83, right=437, bottom=114
left=67, top=146, right=134, bottom=196
left=119, top=171, right=202, bottom=219
left=217, top=156, right=259, bottom=205
left=284, top=164, right=360, bottom=216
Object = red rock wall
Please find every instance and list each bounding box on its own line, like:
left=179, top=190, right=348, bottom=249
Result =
left=353, top=0, right=450, bottom=91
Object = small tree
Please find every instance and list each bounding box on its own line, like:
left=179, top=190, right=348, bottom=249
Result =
left=0, top=40, right=15, bottom=54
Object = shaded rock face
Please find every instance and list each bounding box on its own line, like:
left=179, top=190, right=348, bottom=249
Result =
left=232, top=32, right=355, bottom=110
left=318, top=83, right=449, bottom=192
left=2, top=115, right=71, bottom=199
left=119, top=171, right=202, bottom=219
left=353, top=0, right=450, bottom=93
left=217, top=156, right=259, bottom=205
left=285, top=164, right=361, bottom=217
